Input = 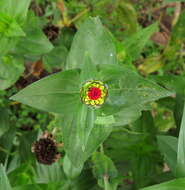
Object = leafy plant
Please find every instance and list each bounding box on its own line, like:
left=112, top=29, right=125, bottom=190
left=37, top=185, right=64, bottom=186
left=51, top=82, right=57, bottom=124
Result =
left=0, top=0, right=185, bottom=189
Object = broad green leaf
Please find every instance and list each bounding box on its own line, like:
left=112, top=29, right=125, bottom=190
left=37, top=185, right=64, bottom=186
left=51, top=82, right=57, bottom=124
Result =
left=7, top=154, right=20, bottom=174
left=100, top=64, right=172, bottom=107
left=0, top=164, right=12, bottom=190
left=36, top=162, right=64, bottom=184
left=0, top=13, right=25, bottom=37
left=0, top=108, right=9, bottom=137
left=77, top=55, right=99, bottom=149
left=0, top=56, right=24, bottom=90
left=76, top=104, right=95, bottom=150
left=60, top=114, right=112, bottom=167
left=99, top=64, right=173, bottom=126
left=133, top=111, right=156, bottom=135
left=131, top=154, right=158, bottom=189
left=18, top=131, right=37, bottom=162
left=8, top=163, right=34, bottom=187
left=157, top=135, right=178, bottom=176
left=0, top=122, right=16, bottom=164
left=67, top=168, right=98, bottom=190
left=0, top=0, right=31, bottom=23
left=63, top=155, right=83, bottom=179
left=0, top=37, right=17, bottom=55
left=95, top=115, right=115, bottom=125
left=43, top=45, right=68, bottom=72
left=149, top=75, right=185, bottom=130
left=0, top=0, right=12, bottom=15
left=66, top=17, right=117, bottom=69
left=7, top=0, right=31, bottom=24
left=141, top=178, right=185, bottom=190
left=92, top=152, right=118, bottom=190
left=151, top=75, right=185, bottom=95
left=105, top=130, right=151, bottom=161
left=92, top=152, right=118, bottom=179
left=79, top=54, right=99, bottom=84
left=123, top=22, right=158, bottom=62
left=10, top=70, right=80, bottom=115
left=177, top=103, right=185, bottom=177
left=15, top=13, right=53, bottom=57
left=130, top=112, right=159, bottom=188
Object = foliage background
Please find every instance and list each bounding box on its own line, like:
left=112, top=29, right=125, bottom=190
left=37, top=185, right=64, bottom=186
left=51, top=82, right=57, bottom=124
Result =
left=0, top=0, right=185, bottom=189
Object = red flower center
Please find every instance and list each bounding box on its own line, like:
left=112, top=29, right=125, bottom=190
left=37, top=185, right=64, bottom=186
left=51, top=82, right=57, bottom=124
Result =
left=88, top=87, right=102, bottom=100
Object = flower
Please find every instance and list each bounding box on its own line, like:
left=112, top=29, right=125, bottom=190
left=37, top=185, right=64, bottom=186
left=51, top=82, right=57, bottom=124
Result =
left=80, top=80, right=108, bottom=107
left=32, top=132, right=61, bottom=165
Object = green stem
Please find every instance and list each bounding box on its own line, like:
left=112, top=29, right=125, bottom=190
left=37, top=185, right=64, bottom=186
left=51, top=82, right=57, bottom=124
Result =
left=104, top=175, right=111, bottom=190
left=121, top=128, right=144, bottom=135
left=100, top=144, right=104, bottom=154
left=70, top=8, right=90, bottom=24
left=0, top=146, right=11, bottom=155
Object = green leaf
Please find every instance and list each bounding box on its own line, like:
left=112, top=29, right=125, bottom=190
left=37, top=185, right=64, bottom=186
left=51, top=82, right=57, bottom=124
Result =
left=0, top=37, right=17, bottom=55
left=101, top=64, right=172, bottom=106
left=150, top=75, right=185, bottom=131
left=92, top=152, right=119, bottom=190
left=0, top=164, right=12, bottom=190
left=36, top=162, right=64, bottom=184
left=15, top=13, right=53, bottom=57
left=129, top=113, right=159, bottom=189
left=99, top=64, right=173, bottom=126
left=18, top=131, right=37, bottom=162
left=0, top=0, right=31, bottom=23
left=60, top=114, right=112, bottom=167
left=123, top=22, right=158, bottom=62
left=66, top=17, right=117, bottom=69
left=140, top=178, right=185, bottom=190
left=157, top=135, right=178, bottom=176
left=7, top=0, right=31, bottom=24
left=76, top=104, right=96, bottom=150
left=150, top=74, right=185, bottom=95
left=8, top=163, right=34, bottom=187
left=0, top=56, right=24, bottom=90
left=43, top=45, right=68, bottom=72
left=10, top=70, right=80, bottom=115
left=0, top=13, right=25, bottom=37
left=177, top=103, right=185, bottom=177
left=0, top=122, right=16, bottom=164
left=0, top=108, right=9, bottom=137
left=92, top=152, right=118, bottom=179
left=95, top=115, right=115, bottom=125
left=13, top=184, right=42, bottom=190
left=63, top=155, right=83, bottom=179
left=80, top=53, right=99, bottom=84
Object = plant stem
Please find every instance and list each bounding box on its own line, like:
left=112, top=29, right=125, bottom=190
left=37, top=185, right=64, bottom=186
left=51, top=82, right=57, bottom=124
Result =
left=172, top=2, right=181, bottom=27
left=100, top=144, right=104, bottom=154
left=70, top=8, right=90, bottom=24
left=104, top=175, right=111, bottom=190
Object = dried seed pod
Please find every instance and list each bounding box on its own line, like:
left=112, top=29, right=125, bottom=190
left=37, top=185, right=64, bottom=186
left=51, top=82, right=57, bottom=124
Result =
left=32, top=132, right=61, bottom=165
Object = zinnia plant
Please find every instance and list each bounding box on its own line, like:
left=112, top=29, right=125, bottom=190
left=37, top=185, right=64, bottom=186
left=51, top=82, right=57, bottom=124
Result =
left=11, top=17, right=172, bottom=183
